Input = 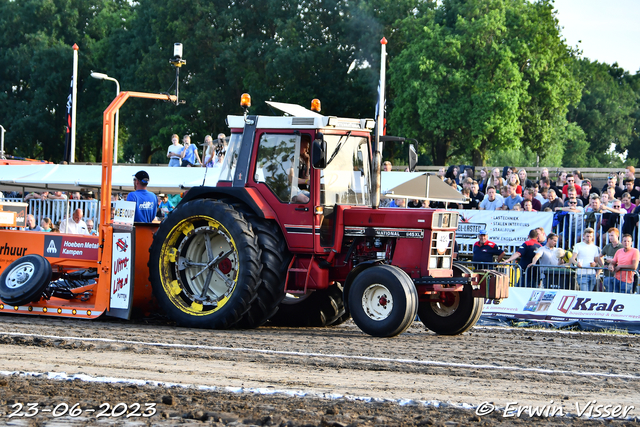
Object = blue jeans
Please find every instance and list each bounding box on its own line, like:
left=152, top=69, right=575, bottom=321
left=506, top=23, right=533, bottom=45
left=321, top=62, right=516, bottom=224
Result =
left=603, top=276, right=616, bottom=292
left=577, top=274, right=596, bottom=292
left=614, top=279, right=633, bottom=294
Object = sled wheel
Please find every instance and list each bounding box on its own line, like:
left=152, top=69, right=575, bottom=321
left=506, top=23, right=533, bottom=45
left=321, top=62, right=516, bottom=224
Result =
left=268, top=283, right=346, bottom=327
left=149, top=199, right=261, bottom=329
left=329, top=309, right=351, bottom=327
left=326, top=284, right=351, bottom=326
left=0, top=255, right=52, bottom=306
left=419, top=263, right=484, bottom=335
left=348, top=265, right=418, bottom=337
left=232, top=206, right=289, bottom=328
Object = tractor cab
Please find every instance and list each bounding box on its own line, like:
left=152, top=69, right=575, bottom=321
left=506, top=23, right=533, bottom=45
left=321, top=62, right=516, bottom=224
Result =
left=219, top=102, right=375, bottom=256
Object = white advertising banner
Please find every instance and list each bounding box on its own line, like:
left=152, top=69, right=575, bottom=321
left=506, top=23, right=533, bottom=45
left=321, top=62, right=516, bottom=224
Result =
left=111, top=200, right=136, bottom=228
left=483, top=287, right=640, bottom=323
left=110, top=231, right=133, bottom=310
left=453, top=210, right=553, bottom=246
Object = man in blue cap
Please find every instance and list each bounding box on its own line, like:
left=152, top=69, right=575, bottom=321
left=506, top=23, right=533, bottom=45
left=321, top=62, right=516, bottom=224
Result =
left=472, top=229, right=505, bottom=270
left=126, top=170, right=157, bottom=222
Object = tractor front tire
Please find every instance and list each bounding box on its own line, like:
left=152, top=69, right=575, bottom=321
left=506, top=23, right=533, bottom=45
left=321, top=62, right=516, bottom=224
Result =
left=0, top=255, right=52, bottom=306
left=348, top=265, right=418, bottom=337
left=149, top=199, right=261, bottom=329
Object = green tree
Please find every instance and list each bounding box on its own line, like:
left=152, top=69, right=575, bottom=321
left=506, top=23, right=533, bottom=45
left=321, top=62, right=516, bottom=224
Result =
left=627, top=73, right=640, bottom=164
left=566, top=59, right=638, bottom=167
left=104, top=0, right=420, bottom=164
left=0, top=0, right=131, bottom=163
left=388, top=0, right=581, bottom=167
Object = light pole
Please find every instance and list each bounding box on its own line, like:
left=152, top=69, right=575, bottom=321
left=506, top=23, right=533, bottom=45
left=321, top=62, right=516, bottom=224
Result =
left=169, top=43, right=186, bottom=106
left=91, top=72, right=120, bottom=163
left=0, top=125, right=5, bottom=159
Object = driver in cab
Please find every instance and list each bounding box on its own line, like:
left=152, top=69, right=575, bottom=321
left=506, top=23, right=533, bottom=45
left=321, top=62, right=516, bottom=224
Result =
left=291, top=135, right=311, bottom=204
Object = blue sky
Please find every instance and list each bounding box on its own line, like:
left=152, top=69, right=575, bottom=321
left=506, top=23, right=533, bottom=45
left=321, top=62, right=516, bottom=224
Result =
left=554, top=0, right=640, bottom=74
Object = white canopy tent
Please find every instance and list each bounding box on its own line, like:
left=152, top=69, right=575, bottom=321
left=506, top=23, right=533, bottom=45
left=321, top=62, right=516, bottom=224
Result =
left=0, top=165, right=466, bottom=205
left=382, top=172, right=468, bottom=204
left=0, top=164, right=222, bottom=195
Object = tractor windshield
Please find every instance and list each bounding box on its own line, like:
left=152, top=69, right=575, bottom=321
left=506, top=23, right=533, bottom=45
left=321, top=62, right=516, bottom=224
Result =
left=321, top=134, right=371, bottom=206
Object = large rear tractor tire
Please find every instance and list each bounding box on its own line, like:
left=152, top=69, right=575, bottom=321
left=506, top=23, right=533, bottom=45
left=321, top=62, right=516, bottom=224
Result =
left=233, top=208, right=289, bottom=329
left=148, top=199, right=261, bottom=329
left=348, top=265, right=418, bottom=337
left=0, top=255, right=52, bottom=306
left=268, top=283, right=346, bottom=327
left=418, top=263, right=484, bottom=335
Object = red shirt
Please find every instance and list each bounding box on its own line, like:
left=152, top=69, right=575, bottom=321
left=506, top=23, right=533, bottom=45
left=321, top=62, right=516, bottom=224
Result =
left=612, top=248, right=640, bottom=282
left=562, top=183, right=581, bottom=198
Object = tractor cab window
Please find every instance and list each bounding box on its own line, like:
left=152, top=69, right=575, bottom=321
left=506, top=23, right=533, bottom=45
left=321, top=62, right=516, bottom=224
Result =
left=321, top=134, right=371, bottom=206
left=254, top=133, right=310, bottom=204
left=219, top=133, right=242, bottom=181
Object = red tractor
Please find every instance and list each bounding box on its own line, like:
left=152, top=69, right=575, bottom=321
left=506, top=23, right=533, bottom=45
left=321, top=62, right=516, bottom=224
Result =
left=148, top=98, right=508, bottom=337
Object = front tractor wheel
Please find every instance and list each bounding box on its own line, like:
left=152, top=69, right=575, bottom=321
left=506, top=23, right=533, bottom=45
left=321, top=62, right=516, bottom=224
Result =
left=149, top=199, right=261, bottom=329
left=348, top=265, right=418, bottom=337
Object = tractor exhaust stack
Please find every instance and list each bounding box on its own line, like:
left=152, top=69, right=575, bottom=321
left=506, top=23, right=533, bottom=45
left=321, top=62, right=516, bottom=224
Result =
left=371, top=37, right=387, bottom=210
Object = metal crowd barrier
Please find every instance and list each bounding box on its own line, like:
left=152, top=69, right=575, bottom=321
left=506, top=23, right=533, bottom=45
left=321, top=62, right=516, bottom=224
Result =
left=458, top=211, right=632, bottom=257
left=0, top=198, right=100, bottom=226
left=523, top=264, right=639, bottom=294
left=27, top=199, right=100, bottom=225
left=553, top=211, right=626, bottom=249
left=459, top=242, right=522, bottom=256
left=456, top=260, right=638, bottom=294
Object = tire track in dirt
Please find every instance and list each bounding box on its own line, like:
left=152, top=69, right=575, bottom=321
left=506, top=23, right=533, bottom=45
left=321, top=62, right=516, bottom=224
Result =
left=0, top=314, right=638, bottom=425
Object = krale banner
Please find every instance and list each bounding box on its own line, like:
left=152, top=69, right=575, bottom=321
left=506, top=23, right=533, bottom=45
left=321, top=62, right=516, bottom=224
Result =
left=483, top=288, right=640, bottom=323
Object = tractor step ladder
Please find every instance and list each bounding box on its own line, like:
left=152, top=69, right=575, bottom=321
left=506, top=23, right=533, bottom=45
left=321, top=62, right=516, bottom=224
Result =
left=284, top=254, right=314, bottom=294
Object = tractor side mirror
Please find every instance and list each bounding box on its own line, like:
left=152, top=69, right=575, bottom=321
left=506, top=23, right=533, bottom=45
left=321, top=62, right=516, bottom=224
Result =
left=408, top=143, right=418, bottom=172
left=312, top=133, right=327, bottom=169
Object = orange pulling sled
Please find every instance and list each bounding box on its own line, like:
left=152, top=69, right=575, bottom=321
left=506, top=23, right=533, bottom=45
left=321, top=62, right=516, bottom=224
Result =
left=0, top=92, right=175, bottom=320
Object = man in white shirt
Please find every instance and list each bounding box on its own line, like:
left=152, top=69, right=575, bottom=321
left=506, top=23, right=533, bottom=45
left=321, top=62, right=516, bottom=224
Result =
left=166, top=134, right=183, bottom=167
left=570, top=228, right=602, bottom=292
left=48, top=191, right=68, bottom=200
left=529, top=233, right=566, bottom=288
left=533, top=184, right=546, bottom=205
left=59, top=209, right=89, bottom=235
left=479, top=186, right=504, bottom=210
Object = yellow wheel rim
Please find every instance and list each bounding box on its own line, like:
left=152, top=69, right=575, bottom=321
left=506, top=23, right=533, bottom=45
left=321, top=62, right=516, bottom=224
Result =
left=159, top=216, right=239, bottom=316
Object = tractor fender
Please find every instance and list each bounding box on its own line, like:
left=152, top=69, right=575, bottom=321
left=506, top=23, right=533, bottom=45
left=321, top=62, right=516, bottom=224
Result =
left=178, top=186, right=276, bottom=219
left=342, top=259, right=386, bottom=317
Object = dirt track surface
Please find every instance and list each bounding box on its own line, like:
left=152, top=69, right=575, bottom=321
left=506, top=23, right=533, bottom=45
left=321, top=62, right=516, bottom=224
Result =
left=0, top=315, right=638, bottom=426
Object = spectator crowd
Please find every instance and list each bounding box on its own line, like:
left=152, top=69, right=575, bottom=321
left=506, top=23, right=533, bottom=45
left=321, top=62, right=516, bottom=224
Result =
left=167, top=133, right=227, bottom=168
left=4, top=186, right=184, bottom=235
left=383, top=164, right=640, bottom=216
left=3, top=161, right=640, bottom=293
left=382, top=163, right=640, bottom=294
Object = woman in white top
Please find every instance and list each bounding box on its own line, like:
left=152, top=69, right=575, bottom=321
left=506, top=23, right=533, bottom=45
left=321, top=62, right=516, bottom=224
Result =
left=202, top=135, right=214, bottom=167
left=166, top=134, right=183, bottom=167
